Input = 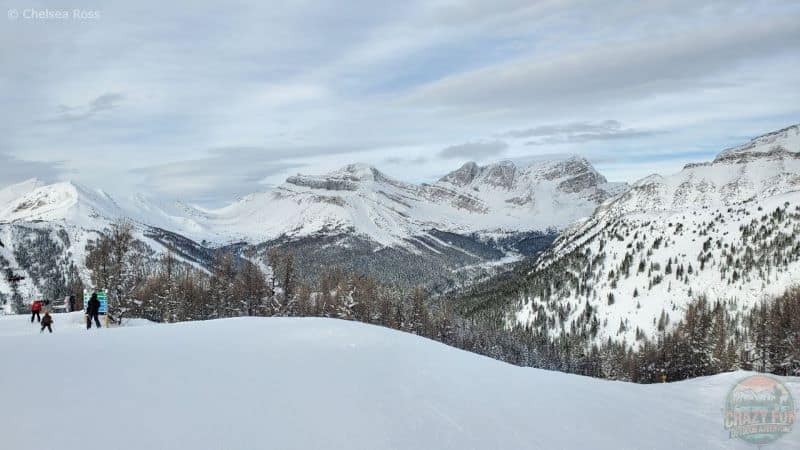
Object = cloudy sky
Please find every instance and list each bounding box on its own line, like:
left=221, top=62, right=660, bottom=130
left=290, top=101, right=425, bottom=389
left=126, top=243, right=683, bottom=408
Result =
left=2, top=0, right=799, bottom=206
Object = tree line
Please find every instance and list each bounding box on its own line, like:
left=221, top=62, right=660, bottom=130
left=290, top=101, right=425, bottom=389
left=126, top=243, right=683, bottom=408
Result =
left=85, top=221, right=800, bottom=383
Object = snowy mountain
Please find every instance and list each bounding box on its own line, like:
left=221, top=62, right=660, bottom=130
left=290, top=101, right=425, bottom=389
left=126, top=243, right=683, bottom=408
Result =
left=184, top=157, right=624, bottom=246
left=187, top=158, right=624, bottom=287
left=2, top=313, right=797, bottom=450
left=166, top=158, right=624, bottom=288
left=0, top=157, right=622, bottom=306
left=0, top=157, right=621, bottom=245
left=461, top=124, right=800, bottom=345
left=594, top=124, right=800, bottom=216
left=0, top=180, right=216, bottom=313
left=0, top=180, right=124, bottom=227
left=0, top=181, right=114, bottom=312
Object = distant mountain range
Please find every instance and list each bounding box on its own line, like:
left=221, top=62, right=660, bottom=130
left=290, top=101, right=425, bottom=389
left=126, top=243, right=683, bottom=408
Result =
left=0, top=156, right=625, bottom=244
left=4, top=123, right=799, bottom=337
left=0, top=155, right=624, bottom=308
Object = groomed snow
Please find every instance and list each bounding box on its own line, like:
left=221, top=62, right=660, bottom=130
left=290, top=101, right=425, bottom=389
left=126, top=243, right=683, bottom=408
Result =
left=1, top=313, right=797, bottom=450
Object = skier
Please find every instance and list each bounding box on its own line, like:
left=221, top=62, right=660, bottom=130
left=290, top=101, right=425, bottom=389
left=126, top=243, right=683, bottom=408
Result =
left=86, top=292, right=101, bottom=329
left=40, top=311, right=53, bottom=333
left=68, top=294, right=76, bottom=313
left=31, top=300, right=43, bottom=323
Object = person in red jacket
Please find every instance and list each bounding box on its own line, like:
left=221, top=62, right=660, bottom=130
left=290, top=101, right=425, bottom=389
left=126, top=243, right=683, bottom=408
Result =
left=30, top=300, right=43, bottom=323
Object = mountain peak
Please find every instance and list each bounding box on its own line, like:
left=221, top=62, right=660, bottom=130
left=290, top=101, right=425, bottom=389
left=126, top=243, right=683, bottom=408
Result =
left=564, top=155, right=593, bottom=167
left=0, top=178, right=125, bottom=226
left=538, top=155, right=595, bottom=173
left=480, top=160, right=518, bottom=189
left=284, top=163, right=397, bottom=191
left=334, top=163, right=383, bottom=181
left=531, top=156, right=609, bottom=195
left=438, top=161, right=480, bottom=187
left=438, top=160, right=519, bottom=189
left=632, top=173, right=664, bottom=187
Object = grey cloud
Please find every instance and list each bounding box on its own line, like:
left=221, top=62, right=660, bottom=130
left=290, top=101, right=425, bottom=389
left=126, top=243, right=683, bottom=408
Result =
left=408, top=17, right=800, bottom=111
left=130, top=142, right=394, bottom=205
left=510, top=121, right=663, bottom=145
left=0, top=0, right=797, bottom=205
left=503, top=120, right=623, bottom=138
left=133, top=151, right=306, bottom=206
left=526, top=129, right=660, bottom=146
left=426, top=0, right=544, bottom=26
left=204, top=143, right=382, bottom=161
left=42, top=93, right=124, bottom=124
left=438, top=140, right=508, bottom=159
left=496, top=120, right=662, bottom=145
left=384, top=156, right=428, bottom=165
left=0, top=153, right=65, bottom=187
left=89, top=93, right=124, bottom=112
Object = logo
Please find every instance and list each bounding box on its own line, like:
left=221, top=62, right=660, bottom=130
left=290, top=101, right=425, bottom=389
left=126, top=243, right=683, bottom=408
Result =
left=724, top=375, right=796, bottom=446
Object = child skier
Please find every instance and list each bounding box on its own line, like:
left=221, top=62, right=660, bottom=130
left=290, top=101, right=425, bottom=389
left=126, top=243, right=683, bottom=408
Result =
left=40, top=311, right=53, bottom=333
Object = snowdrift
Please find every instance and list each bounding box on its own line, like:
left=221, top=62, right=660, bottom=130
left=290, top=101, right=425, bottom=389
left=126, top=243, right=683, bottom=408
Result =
left=0, top=314, right=797, bottom=450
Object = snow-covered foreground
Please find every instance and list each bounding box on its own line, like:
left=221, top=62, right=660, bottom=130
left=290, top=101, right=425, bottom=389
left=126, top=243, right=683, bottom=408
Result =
left=1, top=313, right=797, bottom=450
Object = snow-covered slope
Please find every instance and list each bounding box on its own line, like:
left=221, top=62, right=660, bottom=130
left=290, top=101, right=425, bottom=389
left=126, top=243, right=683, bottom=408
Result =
left=507, top=124, right=800, bottom=343
left=1, top=314, right=796, bottom=450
